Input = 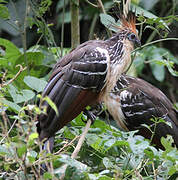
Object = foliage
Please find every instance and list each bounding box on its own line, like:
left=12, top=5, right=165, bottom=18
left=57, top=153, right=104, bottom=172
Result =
left=0, top=0, right=178, bottom=179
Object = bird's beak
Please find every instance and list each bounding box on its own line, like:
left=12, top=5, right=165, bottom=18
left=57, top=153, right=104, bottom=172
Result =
left=135, top=38, right=141, bottom=47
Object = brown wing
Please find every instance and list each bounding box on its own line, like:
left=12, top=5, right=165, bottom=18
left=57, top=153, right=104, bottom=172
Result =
left=38, top=44, right=108, bottom=140
left=113, top=75, right=178, bottom=148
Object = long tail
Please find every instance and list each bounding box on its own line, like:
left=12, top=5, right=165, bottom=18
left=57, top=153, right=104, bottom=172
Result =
left=40, top=136, right=55, bottom=175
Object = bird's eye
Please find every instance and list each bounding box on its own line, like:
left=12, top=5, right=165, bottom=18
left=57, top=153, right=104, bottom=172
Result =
left=128, top=33, right=136, bottom=41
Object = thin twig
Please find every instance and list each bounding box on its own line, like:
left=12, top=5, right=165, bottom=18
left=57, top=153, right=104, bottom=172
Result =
left=0, top=118, right=18, bottom=144
left=152, top=162, right=157, bottom=180
left=96, top=0, right=112, bottom=37
left=54, top=136, right=79, bottom=155
left=97, top=0, right=106, bottom=14
left=0, top=65, right=27, bottom=88
left=135, top=169, right=143, bottom=180
left=85, top=0, right=98, bottom=8
left=22, top=0, right=29, bottom=72
left=89, top=13, right=98, bottom=40
left=71, top=119, right=92, bottom=158
left=61, top=0, right=65, bottom=57
left=60, top=119, right=92, bottom=180
left=31, top=165, right=40, bottom=179
left=1, top=111, right=8, bottom=139
left=1, top=70, right=7, bottom=84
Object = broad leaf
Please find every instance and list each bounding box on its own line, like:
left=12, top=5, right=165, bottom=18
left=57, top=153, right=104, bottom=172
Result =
left=150, top=62, right=165, bottom=82
left=100, top=13, right=120, bottom=32
left=24, top=76, right=47, bottom=92
left=1, top=98, right=21, bottom=112
left=0, top=4, right=9, bottom=19
left=8, top=84, right=35, bottom=103
left=0, top=38, right=21, bottom=67
left=16, top=51, right=44, bottom=66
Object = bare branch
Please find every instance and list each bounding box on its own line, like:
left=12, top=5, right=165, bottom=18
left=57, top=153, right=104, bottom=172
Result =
left=97, top=0, right=106, bottom=14
left=71, top=119, right=92, bottom=158
left=0, top=64, right=27, bottom=88
left=60, top=119, right=92, bottom=180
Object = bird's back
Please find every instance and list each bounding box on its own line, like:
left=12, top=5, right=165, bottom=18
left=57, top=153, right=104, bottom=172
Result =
left=109, top=74, right=178, bottom=148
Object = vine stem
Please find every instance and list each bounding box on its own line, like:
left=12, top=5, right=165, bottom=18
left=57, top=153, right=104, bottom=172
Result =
left=133, top=37, right=178, bottom=52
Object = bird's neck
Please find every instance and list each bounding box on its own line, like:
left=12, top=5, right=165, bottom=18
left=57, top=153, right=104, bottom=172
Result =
left=107, top=38, right=134, bottom=88
left=98, top=34, right=134, bottom=101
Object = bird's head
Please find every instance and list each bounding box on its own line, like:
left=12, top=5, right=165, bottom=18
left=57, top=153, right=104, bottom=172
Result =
left=120, top=12, right=141, bottom=47
left=112, top=11, right=141, bottom=48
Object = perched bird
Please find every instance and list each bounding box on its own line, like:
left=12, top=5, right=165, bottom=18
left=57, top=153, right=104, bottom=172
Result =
left=103, top=74, right=178, bottom=149
left=37, top=12, right=140, bottom=153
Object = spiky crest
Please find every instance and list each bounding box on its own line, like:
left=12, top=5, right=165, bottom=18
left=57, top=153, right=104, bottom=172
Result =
left=111, top=2, right=137, bottom=35
left=120, top=12, right=137, bottom=34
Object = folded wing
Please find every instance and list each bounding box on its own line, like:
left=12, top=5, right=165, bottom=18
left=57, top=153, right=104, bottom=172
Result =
left=38, top=42, right=108, bottom=140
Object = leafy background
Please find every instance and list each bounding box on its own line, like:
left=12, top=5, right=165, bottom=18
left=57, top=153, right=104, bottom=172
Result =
left=0, top=0, right=178, bottom=179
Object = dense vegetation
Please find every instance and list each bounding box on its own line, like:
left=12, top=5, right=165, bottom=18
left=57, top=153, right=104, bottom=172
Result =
left=0, top=0, right=177, bottom=179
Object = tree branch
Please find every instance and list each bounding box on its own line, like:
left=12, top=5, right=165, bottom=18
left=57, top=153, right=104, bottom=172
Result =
left=70, top=0, right=80, bottom=49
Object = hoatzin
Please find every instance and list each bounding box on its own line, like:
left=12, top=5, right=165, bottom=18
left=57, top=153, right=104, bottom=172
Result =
left=103, top=74, right=178, bottom=149
left=37, top=12, right=140, bottom=157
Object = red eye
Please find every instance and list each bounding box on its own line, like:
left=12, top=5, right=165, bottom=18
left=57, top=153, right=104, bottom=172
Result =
left=129, top=33, right=136, bottom=40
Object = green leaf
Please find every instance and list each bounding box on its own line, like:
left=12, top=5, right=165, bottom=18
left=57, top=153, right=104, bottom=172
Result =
left=29, top=133, right=38, bottom=140
left=63, top=127, right=75, bottom=139
left=0, top=38, right=21, bottom=67
left=150, top=62, right=165, bottom=82
left=133, top=52, right=146, bottom=74
left=0, top=4, right=9, bottom=19
left=0, top=145, right=8, bottom=155
left=16, top=51, right=44, bottom=66
left=17, top=144, right=27, bottom=158
left=57, top=11, right=71, bottom=25
left=24, top=76, right=47, bottom=92
left=132, top=4, right=158, bottom=19
left=57, top=154, right=89, bottom=172
left=161, top=136, right=174, bottom=150
left=28, top=45, right=58, bottom=66
left=27, top=150, right=37, bottom=163
left=8, top=84, right=35, bottom=103
left=139, top=0, right=159, bottom=10
left=132, top=4, right=169, bottom=30
left=56, top=0, right=69, bottom=12
left=100, top=13, right=120, bottom=32
left=42, top=95, right=59, bottom=116
left=1, top=98, right=21, bottom=112
left=103, top=157, right=113, bottom=169
left=43, top=172, right=53, bottom=179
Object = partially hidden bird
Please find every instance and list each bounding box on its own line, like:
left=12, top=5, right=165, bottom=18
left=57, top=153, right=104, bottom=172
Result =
left=103, top=74, right=178, bottom=149
left=37, top=12, right=141, bottom=155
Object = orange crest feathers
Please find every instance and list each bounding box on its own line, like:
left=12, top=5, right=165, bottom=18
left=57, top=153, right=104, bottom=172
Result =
left=121, top=12, right=137, bottom=34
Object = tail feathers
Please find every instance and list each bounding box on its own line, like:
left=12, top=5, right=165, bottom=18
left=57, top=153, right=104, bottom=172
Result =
left=39, top=79, right=66, bottom=130
left=39, top=79, right=83, bottom=140
left=46, top=84, right=81, bottom=130
left=45, top=79, right=69, bottom=122
left=40, top=136, right=55, bottom=175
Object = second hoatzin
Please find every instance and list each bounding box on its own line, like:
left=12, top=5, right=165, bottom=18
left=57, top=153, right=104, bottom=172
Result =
left=103, top=74, right=178, bottom=149
left=37, top=13, right=140, bottom=149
